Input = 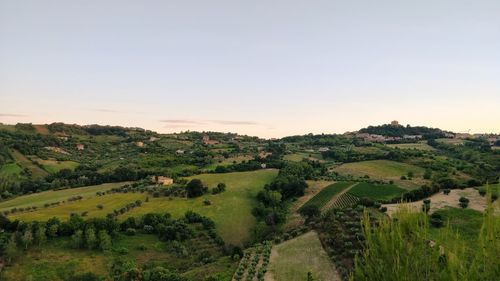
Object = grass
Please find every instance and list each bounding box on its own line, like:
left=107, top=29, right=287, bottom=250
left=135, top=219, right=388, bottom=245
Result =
left=30, top=157, right=79, bottom=173
left=10, top=149, right=48, bottom=178
left=300, top=182, right=353, bottom=210
left=0, top=182, right=129, bottom=212
left=203, top=155, right=254, bottom=171
left=284, top=152, right=323, bottom=162
left=3, top=170, right=277, bottom=245
left=124, top=169, right=278, bottom=245
left=387, top=142, right=435, bottom=151
left=9, top=193, right=145, bottom=221
left=431, top=207, right=484, bottom=240
left=0, top=163, right=23, bottom=178
left=266, top=231, right=339, bottom=281
left=333, top=160, right=426, bottom=190
left=348, top=182, right=406, bottom=201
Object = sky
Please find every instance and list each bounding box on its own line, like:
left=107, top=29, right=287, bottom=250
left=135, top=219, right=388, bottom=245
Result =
left=1, top=0, right=499, bottom=138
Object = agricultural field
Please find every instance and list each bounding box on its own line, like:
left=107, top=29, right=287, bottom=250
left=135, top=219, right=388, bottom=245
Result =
left=0, top=163, right=23, bottom=178
left=10, top=150, right=48, bottom=178
left=299, top=182, right=354, bottom=211
left=329, top=192, right=360, bottom=209
left=203, top=155, right=254, bottom=171
left=333, top=160, right=426, bottom=190
left=436, top=138, right=466, bottom=145
left=0, top=182, right=130, bottom=214
left=347, top=182, right=406, bottom=202
left=265, top=231, right=340, bottom=281
left=232, top=241, right=272, bottom=281
left=387, top=142, right=435, bottom=151
left=30, top=156, right=79, bottom=173
left=1, top=232, right=237, bottom=281
left=4, top=170, right=277, bottom=246
left=125, top=169, right=278, bottom=245
left=286, top=180, right=334, bottom=230
left=283, top=152, right=323, bottom=162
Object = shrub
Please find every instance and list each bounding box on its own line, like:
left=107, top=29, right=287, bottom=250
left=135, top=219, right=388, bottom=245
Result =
left=443, top=189, right=451, bottom=195
left=125, top=228, right=136, bottom=236
left=96, top=204, right=104, bottom=210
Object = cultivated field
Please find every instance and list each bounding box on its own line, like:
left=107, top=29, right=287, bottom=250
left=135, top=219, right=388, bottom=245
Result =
left=30, top=156, right=79, bottom=173
left=125, top=169, right=278, bottom=245
left=284, top=152, right=323, bottom=162
left=265, top=231, right=340, bottom=281
left=4, top=170, right=278, bottom=246
left=348, top=182, right=406, bottom=201
left=300, top=182, right=354, bottom=211
left=387, top=142, right=435, bottom=151
left=333, top=160, right=426, bottom=189
left=0, top=182, right=128, bottom=213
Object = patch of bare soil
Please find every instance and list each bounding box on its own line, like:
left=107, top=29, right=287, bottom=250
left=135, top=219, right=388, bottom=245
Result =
left=382, top=188, right=499, bottom=216
left=285, top=181, right=333, bottom=230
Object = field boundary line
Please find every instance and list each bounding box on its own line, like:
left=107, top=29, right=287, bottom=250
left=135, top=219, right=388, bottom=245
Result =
left=321, top=182, right=358, bottom=212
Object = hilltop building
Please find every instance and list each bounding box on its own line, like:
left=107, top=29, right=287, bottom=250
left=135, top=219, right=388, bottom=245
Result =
left=202, top=135, right=219, bottom=145
left=152, top=176, right=174, bottom=186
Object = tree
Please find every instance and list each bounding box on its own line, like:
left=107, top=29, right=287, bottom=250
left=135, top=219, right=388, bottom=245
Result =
left=4, top=235, right=18, bottom=264
left=85, top=228, right=97, bottom=250
left=48, top=223, right=59, bottom=238
left=72, top=230, right=84, bottom=249
left=307, top=272, right=315, bottom=281
left=98, top=230, right=112, bottom=250
left=21, top=228, right=33, bottom=250
left=299, top=205, right=321, bottom=221
left=35, top=226, right=47, bottom=246
left=186, top=179, right=206, bottom=198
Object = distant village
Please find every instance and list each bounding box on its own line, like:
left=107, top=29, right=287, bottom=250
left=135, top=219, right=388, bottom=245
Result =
left=349, top=120, right=500, bottom=146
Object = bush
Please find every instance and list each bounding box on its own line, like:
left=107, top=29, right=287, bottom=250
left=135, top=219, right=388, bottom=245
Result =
left=125, top=228, right=136, bottom=236
left=96, top=204, right=104, bottom=210
left=443, top=189, right=451, bottom=195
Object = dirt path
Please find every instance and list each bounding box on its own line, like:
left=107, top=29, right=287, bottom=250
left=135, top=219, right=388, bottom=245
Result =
left=285, top=181, right=334, bottom=230
left=382, top=188, right=499, bottom=216
left=322, top=183, right=358, bottom=211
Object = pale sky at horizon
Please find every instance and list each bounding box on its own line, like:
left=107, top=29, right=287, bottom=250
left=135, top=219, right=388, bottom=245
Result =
left=1, top=0, right=499, bottom=138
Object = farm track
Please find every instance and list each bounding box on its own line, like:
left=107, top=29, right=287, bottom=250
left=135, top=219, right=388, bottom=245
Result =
left=321, top=183, right=358, bottom=212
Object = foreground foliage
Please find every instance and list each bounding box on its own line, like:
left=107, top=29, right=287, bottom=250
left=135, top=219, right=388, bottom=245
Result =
left=352, top=188, right=500, bottom=281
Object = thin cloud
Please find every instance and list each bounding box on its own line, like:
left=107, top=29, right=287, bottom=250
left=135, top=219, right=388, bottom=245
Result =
left=210, top=120, right=259, bottom=125
left=89, top=108, right=121, bottom=113
left=160, top=119, right=206, bottom=125
left=0, top=113, right=26, bottom=117
left=160, top=119, right=261, bottom=126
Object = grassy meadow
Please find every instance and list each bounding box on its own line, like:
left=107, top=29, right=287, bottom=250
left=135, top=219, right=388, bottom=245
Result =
left=125, top=169, right=278, bottom=245
left=333, top=160, right=426, bottom=189
left=265, top=231, right=339, bottom=281
left=3, top=170, right=278, bottom=246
